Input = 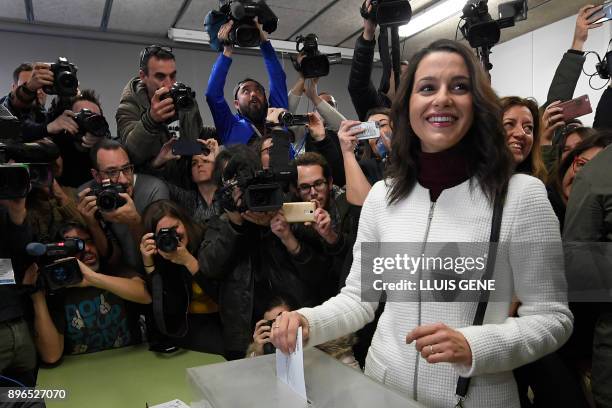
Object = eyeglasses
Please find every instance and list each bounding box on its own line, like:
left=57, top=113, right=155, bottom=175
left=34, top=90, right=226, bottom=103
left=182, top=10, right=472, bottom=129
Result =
left=99, top=164, right=134, bottom=182
left=298, top=179, right=328, bottom=194
left=572, top=155, right=591, bottom=173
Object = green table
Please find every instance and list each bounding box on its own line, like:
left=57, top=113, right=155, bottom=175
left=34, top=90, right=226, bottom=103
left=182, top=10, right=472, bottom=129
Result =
left=37, top=344, right=225, bottom=407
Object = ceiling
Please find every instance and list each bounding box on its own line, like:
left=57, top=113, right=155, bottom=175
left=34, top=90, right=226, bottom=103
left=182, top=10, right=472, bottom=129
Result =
left=0, top=0, right=601, bottom=59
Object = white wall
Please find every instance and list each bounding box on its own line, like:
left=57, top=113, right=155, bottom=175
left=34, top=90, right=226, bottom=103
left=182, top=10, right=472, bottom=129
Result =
left=490, top=14, right=612, bottom=126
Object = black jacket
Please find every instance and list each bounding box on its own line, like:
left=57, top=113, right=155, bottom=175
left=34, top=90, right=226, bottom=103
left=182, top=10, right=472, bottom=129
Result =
left=348, top=35, right=391, bottom=122
left=0, top=208, right=33, bottom=322
left=305, top=129, right=346, bottom=187
left=197, top=215, right=328, bottom=352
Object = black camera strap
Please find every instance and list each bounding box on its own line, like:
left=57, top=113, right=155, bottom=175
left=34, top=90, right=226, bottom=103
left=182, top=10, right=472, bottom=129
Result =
left=454, top=185, right=506, bottom=407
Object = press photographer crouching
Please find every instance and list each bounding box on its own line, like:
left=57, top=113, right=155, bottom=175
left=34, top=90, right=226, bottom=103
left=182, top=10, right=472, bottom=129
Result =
left=78, top=139, right=169, bottom=269
left=139, top=200, right=223, bottom=355
left=117, top=45, right=211, bottom=188
left=26, top=222, right=151, bottom=364
left=198, top=142, right=329, bottom=360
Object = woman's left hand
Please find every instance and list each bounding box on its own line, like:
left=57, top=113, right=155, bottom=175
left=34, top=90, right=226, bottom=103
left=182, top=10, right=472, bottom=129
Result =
left=406, top=323, right=472, bottom=366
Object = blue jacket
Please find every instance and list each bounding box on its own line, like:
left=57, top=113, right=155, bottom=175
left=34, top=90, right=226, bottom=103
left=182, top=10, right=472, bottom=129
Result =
left=205, top=41, right=288, bottom=145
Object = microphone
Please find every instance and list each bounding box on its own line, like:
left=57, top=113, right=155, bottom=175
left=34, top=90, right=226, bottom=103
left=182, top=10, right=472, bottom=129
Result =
left=26, top=239, right=85, bottom=257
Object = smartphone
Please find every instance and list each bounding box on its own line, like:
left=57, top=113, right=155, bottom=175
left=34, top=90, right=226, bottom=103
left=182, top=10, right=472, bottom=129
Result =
left=588, top=3, right=612, bottom=23
left=282, top=202, right=316, bottom=223
left=171, top=139, right=210, bottom=156
left=558, top=95, right=592, bottom=122
left=352, top=121, right=381, bottom=140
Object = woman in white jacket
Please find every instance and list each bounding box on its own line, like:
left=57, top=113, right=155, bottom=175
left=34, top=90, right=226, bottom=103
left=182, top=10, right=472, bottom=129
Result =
left=271, top=39, right=573, bottom=408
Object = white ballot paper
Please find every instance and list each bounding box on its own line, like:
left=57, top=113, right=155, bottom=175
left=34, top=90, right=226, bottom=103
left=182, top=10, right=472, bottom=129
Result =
left=275, top=326, right=307, bottom=401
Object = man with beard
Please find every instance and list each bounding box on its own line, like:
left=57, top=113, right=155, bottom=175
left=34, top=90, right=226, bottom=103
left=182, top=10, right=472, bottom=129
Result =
left=28, top=222, right=151, bottom=363
left=206, top=19, right=288, bottom=145
left=78, top=139, right=169, bottom=269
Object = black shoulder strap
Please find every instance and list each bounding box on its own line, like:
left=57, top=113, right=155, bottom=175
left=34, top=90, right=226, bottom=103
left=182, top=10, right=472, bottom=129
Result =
left=151, top=270, right=189, bottom=338
left=455, top=186, right=506, bottom=406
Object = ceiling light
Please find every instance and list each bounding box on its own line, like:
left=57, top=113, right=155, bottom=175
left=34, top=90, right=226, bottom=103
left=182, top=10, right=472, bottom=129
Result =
left=399, top=0, right=465, bottom=38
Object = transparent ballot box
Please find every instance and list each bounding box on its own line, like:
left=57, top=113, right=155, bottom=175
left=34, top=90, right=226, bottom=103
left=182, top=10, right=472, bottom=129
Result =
left=187, top=347, right=426, bottom=408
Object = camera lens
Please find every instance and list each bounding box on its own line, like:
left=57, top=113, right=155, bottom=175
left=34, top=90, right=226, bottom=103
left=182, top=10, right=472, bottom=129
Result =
left=52, top=266, right=68, bottom=283
left=157, top=234, right=178, bottom=252
left=97, top=191, right=117, bottom=212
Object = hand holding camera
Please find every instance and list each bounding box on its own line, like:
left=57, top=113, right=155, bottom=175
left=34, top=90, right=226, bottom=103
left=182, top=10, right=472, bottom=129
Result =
left=77, top=188, right=99, bottom=226
left=25, top=63, right=54, bottom=93
left=253, top=319, right=274, bottom=355
left=306, top=112, right=326, bottom=142
left=99, top=192, right=140, bottom=227
left=312, top=207, right=338, bottom=245
left=155, top=227, right=197, bottom=268
left=150, top=87, right=176, bottom=124
left=338, top=120, right=363, bottom=154
left=46, top=110, right=78, bottom=135
left=573, top=4, right=604, bottom=51
left=362, top=0, right=376, bottom=40
left=139, top=232, right=157, bottom=271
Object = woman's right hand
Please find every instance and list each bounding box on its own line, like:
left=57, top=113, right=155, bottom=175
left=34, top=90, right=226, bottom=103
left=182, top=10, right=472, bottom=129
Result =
left=140, top=232, right=157, bottom=269
left=338, top=120, right=362, bottom=155
left=270, top=311, right=310, bottom=354
left=540, top=101, right=565, bottom=145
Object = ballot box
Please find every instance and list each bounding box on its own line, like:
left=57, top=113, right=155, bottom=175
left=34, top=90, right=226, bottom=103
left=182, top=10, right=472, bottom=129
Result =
left=187, top=347, right=426, bottom=408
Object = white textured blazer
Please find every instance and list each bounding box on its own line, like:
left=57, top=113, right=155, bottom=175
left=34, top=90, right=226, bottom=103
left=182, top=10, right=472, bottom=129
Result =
left=299, top=174, right=573, bottom=408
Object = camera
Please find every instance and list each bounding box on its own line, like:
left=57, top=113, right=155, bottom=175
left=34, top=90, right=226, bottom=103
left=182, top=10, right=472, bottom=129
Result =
left=290, top=34, right=341, bottom=79
left=360, top=0, right=412, bottom=26
left=91, top=181, right=127, bottom=212
left=218, top=129, right=296, bottom=212
left=26, top=238, right=85, bottom=291
left=217, top=1, right=278, bottom=48
left=160, top=82, right=196, bottom=112
left=278, top=111, right=309, bottom=127
left=262, top=319, right=276, bottom=354
left=596, top=50, right=612, bottom=80
left=74, top=109, right=110, bottom=138
left=0, top=106, right=59, bottom=198
left=155, top=227, right=180, bottom=253
left=43, top=57, right=79, bottom=98
left=460, top=0, right=527, bottom=49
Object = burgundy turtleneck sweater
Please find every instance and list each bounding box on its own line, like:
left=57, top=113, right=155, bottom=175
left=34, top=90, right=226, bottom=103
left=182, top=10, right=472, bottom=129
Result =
left=417, top=146, right=471, bottom=202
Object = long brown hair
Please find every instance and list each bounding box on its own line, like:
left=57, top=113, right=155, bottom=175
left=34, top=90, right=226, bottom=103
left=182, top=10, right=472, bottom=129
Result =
left=386, top=39, right=513, bottom=205
left=142, top=199, right=203, bottom=255
left=500, top=96, right=547, bottom=182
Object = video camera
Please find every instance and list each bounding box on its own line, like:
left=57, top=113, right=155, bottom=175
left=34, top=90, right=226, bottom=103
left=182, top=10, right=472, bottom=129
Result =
left=360, top=0, right=412, bottom=26
left=43, top=57, right=79, bottom=98
left=218, top=0, right=278, bottom=48
left=90, top=180, right=127, bottom=212
left=0, top=106, right=59, bottom=199
left=459, top=0, right=527, bottom=71
left=290, top=34, right=341, bottom=79
left=218, top=130, right=296, bottom=212
left=74, top=109, right=110, bottom=139
left=460, top=0, right=527, bottom=49
left=278, top=111, right=310, bottom=127
left=26, top=239, right=85, bottom=291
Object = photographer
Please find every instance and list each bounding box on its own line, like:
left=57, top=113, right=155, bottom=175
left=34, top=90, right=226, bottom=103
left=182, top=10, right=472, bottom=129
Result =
left=2, top=62, right=84, bottom=144
left=140, top=200, right=223, bottom=354
left=116, top=45, right=211, bottom=187
left=348, top=0, right=409, bottom=121
left=0, top=197, right=37, bottom=387
left=539, top=4, right=605, bottom=167
left=157, top=138, right=223, bottom=226
left=197, top=145, right=327, bottom=360
left=206, top=19, right=288, bottom=145
left=51, top=89, right=110, bottom=188
left=28, top=222, right=150, bottom=363
left=78, top=139, right=169, bottom=269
